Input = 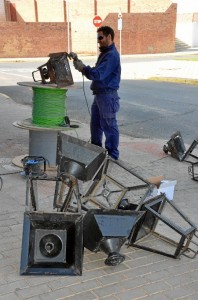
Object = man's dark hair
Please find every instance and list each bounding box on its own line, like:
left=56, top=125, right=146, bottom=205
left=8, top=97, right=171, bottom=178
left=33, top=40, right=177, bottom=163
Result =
left=97, top=26, right=115, bottom=41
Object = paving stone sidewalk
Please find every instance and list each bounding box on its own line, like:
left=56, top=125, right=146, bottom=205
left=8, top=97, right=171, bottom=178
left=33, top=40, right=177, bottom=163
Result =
left=0, top=51, right=198, bottom=299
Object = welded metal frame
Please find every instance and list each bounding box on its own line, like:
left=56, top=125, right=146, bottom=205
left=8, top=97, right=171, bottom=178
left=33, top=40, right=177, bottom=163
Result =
left=26, top=173, right=82, bottom=213
left=184, top=139, right=198, bottom=163
left=54, top=173, right=82, bottom=213
left=129, top=194, right=198, bottom=258
left=81, top=157, right=154, bottom=210
left=188, top=161, right=198, bottom=181
left=128, top=194, right=166, bottom=244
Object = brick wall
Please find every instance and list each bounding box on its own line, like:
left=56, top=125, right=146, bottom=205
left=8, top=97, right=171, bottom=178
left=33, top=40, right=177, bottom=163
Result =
left=101, top=4, right=177, bottom=54
left=0, top=0, right=177, bottom=57
left=193, top=13, right=198, bottom=22
left=2, top=0, right=172, bottom=22
left=36, top=0, right=65, bottom=22
left=131, top=0, right=173, bottom=12
left=11, top=0, right=36, bottom=21
left=69, top=1, right=176, bottom=55
left=0, top=22, right=69, bottom=58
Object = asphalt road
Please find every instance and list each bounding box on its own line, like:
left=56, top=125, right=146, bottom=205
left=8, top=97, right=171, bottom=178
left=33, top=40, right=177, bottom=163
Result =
left=0, top=59, right=198, bottom=145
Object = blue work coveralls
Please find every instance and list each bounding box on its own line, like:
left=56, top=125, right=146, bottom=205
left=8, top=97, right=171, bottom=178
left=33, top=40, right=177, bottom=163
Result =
left=82, top=43, right=121, bottom=160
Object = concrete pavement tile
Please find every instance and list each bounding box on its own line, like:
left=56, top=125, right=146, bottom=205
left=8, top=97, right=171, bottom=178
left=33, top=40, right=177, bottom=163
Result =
left=126, top=249, right=154, bottom=260
left=70, top=278, right=102, bottom=293
left=165, top=273, right=197, bottom=288
left=122, top=264, right=152, bottom=278
left=124, top=253, right=167, bottom=269
left=188, top=280, right=198, bottom=292
left=95, top=296, right=119, bottom=300
left=0, top=260, right=19, bottom=274
left=164, top=285, right=195, bottom=299
left=142, top=258, right=186, bottom=273
left=0, top=293, right=20, bottom=300
left=23, top=276, right=60, bottom=288
left=46, top=276, right=86, bottom=290
left=84, top=250, right=106, bottom=262
left=92, top=282, right=127, bottom=299
left=138, top=292, right=170, bottom=300
left=23, top=297, right=41, bottom=300
left=0, top=265, right=16, bottom=277
left=0, top=280, right=29, bottom=296
left=127, top=254, right=180, bottom=270
left=113, top=285, right=147, bottom=300
left=0, top=278, right=6, bottom=285
left=0, top=225, right=11, bottom=234
left=93, top=276, right=149, bottom=298
left=167, top=260, right=198, bottom=276
left=102, top=262, right=131, bottom=275
left=118, top=276, right=150, bottom=290
left=61, top=290, right=97, bottom=300
left=15, top=283, right=51, bottom=299
left=142, top=269, right=173, bottom=283
left=188, top=270, right=198, bottom=280
left=97, top=272, right=127, bottom=286
left=2, top=223, right=23, bottom=239
left=84, top=256, right=130, bottom=272
left=83, top=257, right=107, bottom=271
left=0, top=238, right=21, bottom=254
left=73, top=268, right=106, bottom=281
left=38, top=286, right=74, bottom=300
left=180, top=293, right=198, bottom=300
left=142, top=280, right=171, bottom=295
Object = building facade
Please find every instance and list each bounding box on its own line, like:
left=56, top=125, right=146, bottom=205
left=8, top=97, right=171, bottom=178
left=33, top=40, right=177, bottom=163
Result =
left=0, top=0, right=178, bottom=58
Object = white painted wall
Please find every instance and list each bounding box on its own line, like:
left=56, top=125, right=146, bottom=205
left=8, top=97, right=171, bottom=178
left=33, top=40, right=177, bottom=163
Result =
left=0, top=0, right=6, bottom=21
left=192, top=23, right=198, bottom=46
left=176, top=22, right=198, bottom=47
left=172, top=0, right=198, bottom=47
left=172, top=0, right=198, bottom=13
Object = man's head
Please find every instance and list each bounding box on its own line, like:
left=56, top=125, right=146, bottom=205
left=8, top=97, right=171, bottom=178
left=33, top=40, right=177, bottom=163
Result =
left=97, top=26, right=115, bottom=48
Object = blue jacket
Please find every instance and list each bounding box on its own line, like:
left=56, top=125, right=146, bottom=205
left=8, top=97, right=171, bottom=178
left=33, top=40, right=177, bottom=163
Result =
left=82, top=43, right=121, bottom=93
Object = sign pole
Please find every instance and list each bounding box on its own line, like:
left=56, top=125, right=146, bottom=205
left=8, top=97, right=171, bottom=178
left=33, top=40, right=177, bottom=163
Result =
left=66, top=0, right=70, bottom=52
left=118, top=12, right=122, bottom=59
left=93, top=15, right=102, bottom=57
left=96, top=32, right=98, bottom=57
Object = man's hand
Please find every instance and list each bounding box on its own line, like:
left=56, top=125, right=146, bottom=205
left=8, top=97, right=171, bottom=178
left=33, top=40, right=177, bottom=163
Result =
left=68, top=52, right=78, bottom=61
left=73, top=60, right=85, bottom=72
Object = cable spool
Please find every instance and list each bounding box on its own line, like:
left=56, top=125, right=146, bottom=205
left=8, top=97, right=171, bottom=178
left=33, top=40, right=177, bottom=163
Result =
left=15, top=81, right=81, bottom=167
left=32, top=87, right=67, bottom=127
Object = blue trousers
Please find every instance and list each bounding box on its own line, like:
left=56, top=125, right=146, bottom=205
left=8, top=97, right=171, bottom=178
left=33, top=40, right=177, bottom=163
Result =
left=90, top=92, right=120, bottom=160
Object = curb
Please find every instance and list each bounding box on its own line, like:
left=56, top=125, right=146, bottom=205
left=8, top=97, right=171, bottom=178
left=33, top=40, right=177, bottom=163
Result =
left=148, top=77, right=198, bottom=85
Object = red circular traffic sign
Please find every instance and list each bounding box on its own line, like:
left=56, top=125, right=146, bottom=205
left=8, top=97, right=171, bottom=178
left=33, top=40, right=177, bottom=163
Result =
left=93, top=15, right=102, bottom=27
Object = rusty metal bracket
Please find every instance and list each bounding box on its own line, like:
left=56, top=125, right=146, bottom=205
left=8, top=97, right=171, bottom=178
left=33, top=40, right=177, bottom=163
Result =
left=32, top=52, right=74, bottom=87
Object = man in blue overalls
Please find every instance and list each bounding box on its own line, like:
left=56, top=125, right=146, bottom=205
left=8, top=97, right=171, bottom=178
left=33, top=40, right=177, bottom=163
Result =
left=72, top=26, right=121, bottom=160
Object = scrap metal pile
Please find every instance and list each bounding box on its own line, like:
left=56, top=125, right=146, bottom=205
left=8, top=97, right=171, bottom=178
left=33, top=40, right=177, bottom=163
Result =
left=20, top=133, right=198, bottom=275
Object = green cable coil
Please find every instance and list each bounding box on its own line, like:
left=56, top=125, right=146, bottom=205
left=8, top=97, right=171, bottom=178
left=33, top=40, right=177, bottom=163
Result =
left=32, top=87, right=67, bottom=127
